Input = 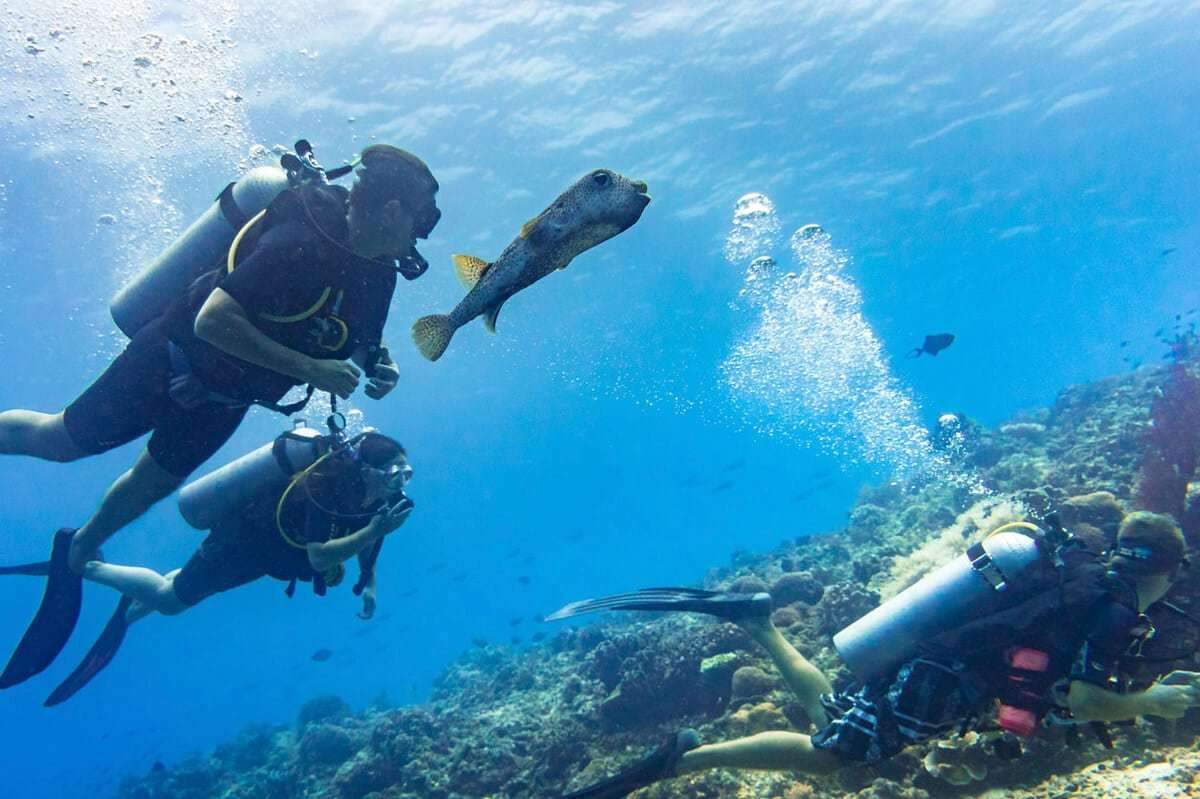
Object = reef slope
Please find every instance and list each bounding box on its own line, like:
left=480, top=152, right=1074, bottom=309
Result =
left=116, top=360, right=1200, bottom=799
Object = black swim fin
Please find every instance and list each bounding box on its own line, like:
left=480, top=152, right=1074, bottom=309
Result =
left=0, top=561, right=51, bottom=577
left=0, top=529, right=84, bottom=689
left=45, top=594, right=134, bottom=707
left=545, top=587, right=771, bottom=623
left=562, top=729, right=700, bottom=799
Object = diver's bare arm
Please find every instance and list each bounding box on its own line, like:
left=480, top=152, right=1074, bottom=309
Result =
left=194, top=289, right=315, bottom=381
left=1067, top=680, right=1197, bottom=722
left=306, top=522, right=384, bottom=573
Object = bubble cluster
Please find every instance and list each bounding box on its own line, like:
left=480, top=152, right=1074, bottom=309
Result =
left=721, top=198, right=950, bottom=478
left=723, top=192, right=781, bottom=264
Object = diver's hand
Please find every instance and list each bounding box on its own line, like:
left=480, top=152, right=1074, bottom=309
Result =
left=374, top=497, right=414, bottom=535
left=1143, top=682, right=1199, bottom=719
left=358, top=585, right=377, bottom=620
left=306, top=359, right=361, bottom=398
left=365, top=359, right=399, bottom=400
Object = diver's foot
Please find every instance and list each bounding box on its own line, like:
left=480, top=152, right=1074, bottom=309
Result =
left=563, top=729, right=701, bottom=799
left=66, top=528, right=100, bottom=575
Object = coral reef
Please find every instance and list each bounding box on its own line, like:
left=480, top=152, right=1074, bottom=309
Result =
left=115, top=359, right=1200, bottom=799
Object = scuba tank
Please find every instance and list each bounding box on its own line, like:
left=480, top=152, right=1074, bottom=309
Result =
left=833, top=526, right=1047, bottom=681
left=109, top=141, right=354, bottom=338
left=178, top=425, right=328, bottom=530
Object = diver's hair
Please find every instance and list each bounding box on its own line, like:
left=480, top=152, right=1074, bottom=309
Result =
left=356, top=431, right=406, bottom=468
left=1114, top=511, right=1187, bottom=575
left=349, top=144, right=438, bottom=211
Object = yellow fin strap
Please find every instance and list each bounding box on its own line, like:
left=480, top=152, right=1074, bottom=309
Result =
left=227, top=210, right=268, bottom=274
left=519, top=217, right=539, bottom=239
left=260, top=287, right=333, bottom=324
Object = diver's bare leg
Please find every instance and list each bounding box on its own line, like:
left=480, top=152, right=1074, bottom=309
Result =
left=70, top=449, right=184, bottom=572
left=737, top=617, right=832, bottom=727
left=83, top=563, right=187, bottom=616
left=678, top=731, right=839, bottom=775
left=0, top=410, right=87, bottom=461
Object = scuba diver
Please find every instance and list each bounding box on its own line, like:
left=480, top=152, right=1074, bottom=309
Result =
left=0, top=141, right=439, bottom=681
left=549, top=512, right=1200, bottom=798
left=0, top=426, right=414, bottom=705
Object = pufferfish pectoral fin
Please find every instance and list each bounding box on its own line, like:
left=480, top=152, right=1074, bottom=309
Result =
left=482, top=299, right=507, bottom=335
left=452, top=254, right=491, bottom=290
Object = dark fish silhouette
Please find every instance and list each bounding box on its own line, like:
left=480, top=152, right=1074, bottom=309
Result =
left=310, top=649, right=333, bottom=663
left=509, top=616, right=523, bottom=627
left=511, top=636, right=523, bottom=645
left=708, top=480, right=735, bottom=495
left=1161, top=248, right=1177, bottom=257
left=907, top=333, right=955, bottom=358
left=518, top=575, right=532, bottom=585
left=531, top=632, right=547, bottom=642
left=722, top=458, right=746, bottom=472
left=471, top=637, right=488, bottom=648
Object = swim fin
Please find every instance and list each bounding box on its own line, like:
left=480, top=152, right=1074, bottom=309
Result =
left=0, top=561, right=51, bottom=577
left=562, top=729, right=701, bottom=799
left=0, top=529, right=84, bottom=689
left=546, top=587, right=771, bottom=622
left=45, top=594, right=134, bottom=707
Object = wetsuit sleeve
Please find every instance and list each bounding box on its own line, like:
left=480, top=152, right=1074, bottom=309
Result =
left=219, top=225, right=323, bottom=319
left=1069, top=601, right=1139, bottom=688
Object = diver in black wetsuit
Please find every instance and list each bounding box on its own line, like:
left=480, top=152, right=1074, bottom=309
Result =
left=0, top=144, right=440, bottom=573
left=0, top=145, right=438, bottom=690
left=0, top=431, right=413, bottom=706
left=551, top=513, right=1200, bottom=799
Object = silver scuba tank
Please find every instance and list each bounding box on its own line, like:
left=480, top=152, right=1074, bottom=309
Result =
left=109, top=165, right=290, bottom=337
left=833, top=530, right=1046, bottom=681
left=177, top=426, right=326, bottom=530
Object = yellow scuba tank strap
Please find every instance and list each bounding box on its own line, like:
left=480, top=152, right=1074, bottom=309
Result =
left=259, top=287, right=333, bottom=324
left=275, top=451, right=335, bottom=550
left=227, top=209, right=269, bottom=274
left=989, top=521, right=1043, bottom=538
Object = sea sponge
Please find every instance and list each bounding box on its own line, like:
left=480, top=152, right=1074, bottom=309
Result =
left=298, top=724, right=357, bottom=767
left=730, top=666, right=777, bottom=700
left=771, top=571, right=824, bottom=605
left=816, top=582, right=880, bottom=635
left=297, top=694, right=351, bottom=731
left=1059, top=491, right=1125, bottom=533
left=847, top=504, right=892, bottom=543
left=771, top=607, right=803, bottom=628
left=728, top=701, right=789, bottom=735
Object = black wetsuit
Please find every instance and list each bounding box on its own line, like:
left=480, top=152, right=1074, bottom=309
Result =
left=172, top=473, right=383, bottom=607
left=63, top=185, right=396, bottom=477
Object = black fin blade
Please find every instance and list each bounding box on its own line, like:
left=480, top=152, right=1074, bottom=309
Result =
left=0, top=530, right=83, bottom=689
left=45, top=595, right=133, bottom=707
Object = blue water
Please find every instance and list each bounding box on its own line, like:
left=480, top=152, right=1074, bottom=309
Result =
left=0, top=3, right=1198, bottom=796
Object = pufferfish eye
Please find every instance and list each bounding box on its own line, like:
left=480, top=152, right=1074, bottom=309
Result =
left=591, top=171, right=611, bottom=187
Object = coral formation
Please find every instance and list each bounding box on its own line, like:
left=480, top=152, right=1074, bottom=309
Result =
left=114, top=359, right=1200, bottom=799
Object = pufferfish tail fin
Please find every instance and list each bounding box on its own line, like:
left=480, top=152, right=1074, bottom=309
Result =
left=412, top=315, right=455, bottom=362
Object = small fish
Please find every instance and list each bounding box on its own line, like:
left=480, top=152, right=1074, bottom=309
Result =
left=709, top=480, right=735, bottom=495
left=1161, top=248, right=1177, bottom=257
left=509, top=616, right=524, bottom=626
left=451, top=573, right=469, bottom=582
left=1119, top=340, right=1130, bottom=348
left=504, top=547, right=521, bottom=559
left=722, top=458, right=746, bottom=472
left=310, top=649, right=333, bottom=662
left=412, top=169, right=651, bottom=361
left=510, top=636, right=523, bottom=645
left=531, top=632, right=547, bottom=642
left=518, top=575, right=532, bottom=585
left=427, top=561, right=448, bottom=573
left=907, top=333, right=955, bottom=358
left=151, top=762, right=165, bottom=773
left=398, top=588, right=418, bottom=598
left=471, top=637, right=488, bottom=648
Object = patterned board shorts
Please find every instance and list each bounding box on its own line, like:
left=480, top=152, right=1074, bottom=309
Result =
left=811, top=658, right=987, bottom=765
